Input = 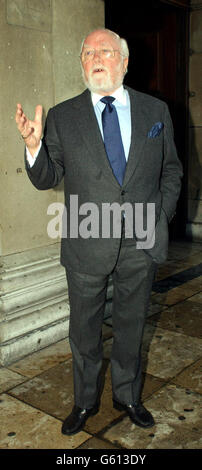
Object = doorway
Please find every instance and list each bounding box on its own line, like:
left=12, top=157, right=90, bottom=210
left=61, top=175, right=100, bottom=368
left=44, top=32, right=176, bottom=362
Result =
left=105, top=0, right=189, bottom=239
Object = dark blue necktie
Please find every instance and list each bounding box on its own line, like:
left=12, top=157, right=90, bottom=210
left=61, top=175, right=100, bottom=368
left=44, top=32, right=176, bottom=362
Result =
left=101, top=96, right=126, bottom=186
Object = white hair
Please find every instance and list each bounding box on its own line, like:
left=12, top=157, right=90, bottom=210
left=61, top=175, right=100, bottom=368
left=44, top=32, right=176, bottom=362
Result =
left=80, top=28, right=129, bottom=59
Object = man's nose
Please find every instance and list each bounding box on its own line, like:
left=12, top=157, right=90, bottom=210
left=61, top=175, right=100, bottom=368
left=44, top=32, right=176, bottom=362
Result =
left=93, top=50, right=102, bottom=60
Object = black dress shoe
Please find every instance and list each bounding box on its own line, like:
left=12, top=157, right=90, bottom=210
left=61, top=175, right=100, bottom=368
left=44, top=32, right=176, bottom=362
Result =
left=61, top=403, right=99, bottom=435
left=113, top=399, right=155, bottom=428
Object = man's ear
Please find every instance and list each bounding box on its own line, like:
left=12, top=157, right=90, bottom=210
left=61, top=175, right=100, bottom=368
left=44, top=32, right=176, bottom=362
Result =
left=123, top=57, right=129, bottom=74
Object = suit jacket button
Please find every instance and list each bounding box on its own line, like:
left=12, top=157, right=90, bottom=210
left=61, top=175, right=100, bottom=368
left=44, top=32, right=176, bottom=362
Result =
left=121, top=190, right=125, bottom=195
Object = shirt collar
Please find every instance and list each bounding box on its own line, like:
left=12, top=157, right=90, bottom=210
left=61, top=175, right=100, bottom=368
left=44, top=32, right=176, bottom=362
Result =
left=91, top=85, right=127, bottom=107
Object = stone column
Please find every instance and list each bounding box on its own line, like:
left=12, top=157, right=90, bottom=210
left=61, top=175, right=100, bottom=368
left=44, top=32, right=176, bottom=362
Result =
left=187, top=1, right=202, bottom=240
left=0, top=0, right=105, bottom=365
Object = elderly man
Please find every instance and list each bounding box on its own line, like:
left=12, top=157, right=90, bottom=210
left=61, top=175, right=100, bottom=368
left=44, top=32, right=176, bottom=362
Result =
left=15, top=28, right=183, bottom=435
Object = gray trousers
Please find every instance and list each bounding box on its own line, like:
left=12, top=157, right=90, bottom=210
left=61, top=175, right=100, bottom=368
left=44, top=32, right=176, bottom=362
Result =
left=66, top=235, right=157, bottom=409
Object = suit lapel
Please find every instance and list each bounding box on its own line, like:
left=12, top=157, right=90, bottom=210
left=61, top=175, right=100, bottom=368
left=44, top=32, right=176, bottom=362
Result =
left=72, top=87, right=149, bottom=189
left=123, top=87, right=147, bottom=187
left=72, top=89, right=120, bottom=189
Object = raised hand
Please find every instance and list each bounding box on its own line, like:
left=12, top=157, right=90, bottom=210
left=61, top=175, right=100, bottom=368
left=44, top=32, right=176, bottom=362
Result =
left=15, top=103, right=43, bottom=156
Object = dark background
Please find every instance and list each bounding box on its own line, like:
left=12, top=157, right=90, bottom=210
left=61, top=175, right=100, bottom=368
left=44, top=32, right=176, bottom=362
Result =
left=105, top=0, right=190, bottom=240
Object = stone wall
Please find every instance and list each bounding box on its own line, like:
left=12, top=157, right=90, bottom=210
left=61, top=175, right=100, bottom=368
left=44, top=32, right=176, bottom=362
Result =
left=187, top=0, right=202, bottom=239
left=0, top=0, right=105, bottom=365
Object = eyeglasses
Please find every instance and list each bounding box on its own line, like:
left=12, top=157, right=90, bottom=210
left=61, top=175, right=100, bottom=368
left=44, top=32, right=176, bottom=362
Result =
left=80, top=48, right=123, bottom=62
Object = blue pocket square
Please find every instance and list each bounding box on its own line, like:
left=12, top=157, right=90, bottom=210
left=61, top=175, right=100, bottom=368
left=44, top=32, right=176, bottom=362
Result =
left=147, top=122, right=164, bottom=138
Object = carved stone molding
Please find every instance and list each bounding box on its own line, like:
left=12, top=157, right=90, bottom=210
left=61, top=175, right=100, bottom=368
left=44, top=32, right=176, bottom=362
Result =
left=0, top=244, right=69, bottom=365
left=190, top=3, right=202, bottom=11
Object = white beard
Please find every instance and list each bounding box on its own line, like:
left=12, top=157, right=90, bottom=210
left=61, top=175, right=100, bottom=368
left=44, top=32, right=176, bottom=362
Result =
left=82, top=63, right=124, bottom=94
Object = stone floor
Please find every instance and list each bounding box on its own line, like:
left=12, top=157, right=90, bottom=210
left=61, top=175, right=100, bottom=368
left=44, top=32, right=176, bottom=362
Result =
left=0, top=240, right=202, bottom=451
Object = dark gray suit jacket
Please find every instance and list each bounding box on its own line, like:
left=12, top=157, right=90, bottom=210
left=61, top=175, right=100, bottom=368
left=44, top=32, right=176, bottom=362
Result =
left=25, top=86, right=183, bottom=274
